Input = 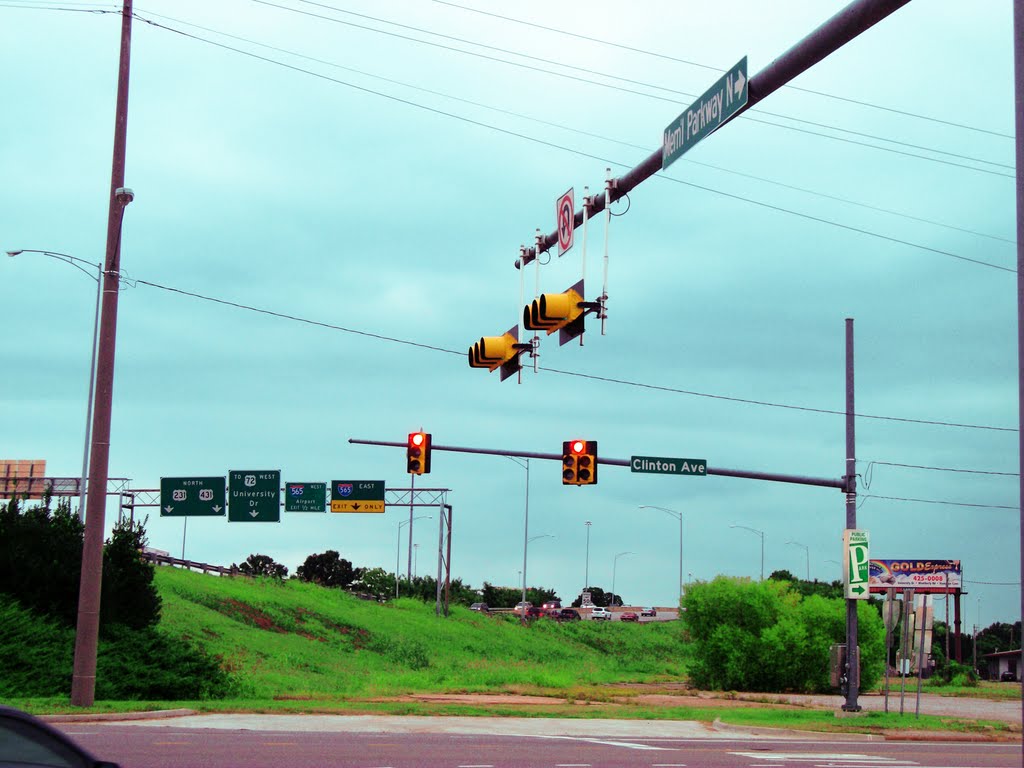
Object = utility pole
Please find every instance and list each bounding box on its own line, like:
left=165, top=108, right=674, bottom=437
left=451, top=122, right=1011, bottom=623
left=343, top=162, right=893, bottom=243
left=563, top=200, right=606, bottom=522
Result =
left=70, top=0, right=134, bottom=708
left=1013, top=0, right=1024, bottom=745
left=843, top=318, right=861, bottom=712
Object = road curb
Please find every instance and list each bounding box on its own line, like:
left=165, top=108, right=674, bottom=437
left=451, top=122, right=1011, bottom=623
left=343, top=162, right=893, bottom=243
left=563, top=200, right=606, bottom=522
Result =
left=712, top=717, right=881, bottom=741
left=42, top=708, right=197, bottom=723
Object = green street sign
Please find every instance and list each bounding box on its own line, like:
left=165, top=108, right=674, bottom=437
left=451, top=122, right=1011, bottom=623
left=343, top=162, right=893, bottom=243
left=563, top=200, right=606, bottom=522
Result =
left=331, top=480, right=385, bottom=513
left=662, top=56, right=748, bottom=169
left=844, top=529, right=870, bottom=599
left=160, top=477, right=225, bottom=517
left=630, top=456, right=707, bottom=476
left=285, top=482, right=327, bottom=512
left=228, top=470, right=281, bottom=523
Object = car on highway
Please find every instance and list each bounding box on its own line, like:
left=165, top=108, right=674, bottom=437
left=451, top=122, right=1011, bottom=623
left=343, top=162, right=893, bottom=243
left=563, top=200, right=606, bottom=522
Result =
left=469, top=602, right=490, bottom=613
left=553, top=608, right=580, bottom=621
left=541, top=600, right=562, bottom=610
left=620, top=611, right=639, bottom=622
left=513, top=601, right=532, bottom=615
left=640, top=607, right=657, bottom=617
left=0, top=705, right=120, bottom=767
left=589, top=606, right=611, bottom=620
left=525, top=606, right=546, bottom=619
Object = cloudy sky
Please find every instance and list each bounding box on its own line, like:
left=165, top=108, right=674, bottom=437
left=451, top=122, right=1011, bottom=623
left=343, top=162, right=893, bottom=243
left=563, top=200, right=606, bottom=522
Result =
left=2, top=1, right=1018, bottom=630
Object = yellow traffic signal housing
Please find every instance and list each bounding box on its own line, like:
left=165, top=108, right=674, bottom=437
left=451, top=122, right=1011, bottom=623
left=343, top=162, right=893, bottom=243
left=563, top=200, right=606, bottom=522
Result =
left=562, top=439, right=597, bottom=486
left=524, top=279, right=586, bottom=346
left=407, top=431, right=432, bottom=475
left=468, top=325, right=523, bottom=382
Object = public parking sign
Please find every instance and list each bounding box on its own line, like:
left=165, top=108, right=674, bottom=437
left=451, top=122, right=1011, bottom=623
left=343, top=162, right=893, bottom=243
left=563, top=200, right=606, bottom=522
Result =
left=285, top=482, right=327, bottom=512
left=228, top=470, right=281, bottom=522
left=844, top=529, right=870, bottom=599
left=160, top=477, right=225, bottom=517
left=331, top=480, right=385, bottom=513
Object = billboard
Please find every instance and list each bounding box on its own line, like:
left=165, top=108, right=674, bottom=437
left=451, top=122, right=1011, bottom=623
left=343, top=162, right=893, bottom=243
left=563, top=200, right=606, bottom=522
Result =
left=869, top=559, right=961, bottom=594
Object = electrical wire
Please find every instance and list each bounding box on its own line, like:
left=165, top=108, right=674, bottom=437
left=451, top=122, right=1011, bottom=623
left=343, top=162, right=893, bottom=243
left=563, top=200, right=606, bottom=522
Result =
left=131, top=15, right=1018, bottom=274
left=431, top=0, right=1015, bottom=140
left=251, top=0, right=1013, bottom=177
left=138, top=7, right=1015, bottom=246
left=127, top=273, right=1017, bottom=435
left=861, top=494, right=1016, bottom=510
left=863, top=460, right=1018, bottom=477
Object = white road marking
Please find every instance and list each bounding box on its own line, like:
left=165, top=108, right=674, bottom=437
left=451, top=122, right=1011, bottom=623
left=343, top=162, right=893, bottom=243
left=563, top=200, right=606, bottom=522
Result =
left=732, top=754, right=915, bottom=765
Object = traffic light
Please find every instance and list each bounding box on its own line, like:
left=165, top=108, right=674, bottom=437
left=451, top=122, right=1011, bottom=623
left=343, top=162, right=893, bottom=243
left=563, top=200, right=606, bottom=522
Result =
left=468, top=325, right=524, bottom=381
left=407, top=431, right=432, bottom=475
left=562, top=439, right=597, bottom=486
left=524, top=279, right=586, bottom=346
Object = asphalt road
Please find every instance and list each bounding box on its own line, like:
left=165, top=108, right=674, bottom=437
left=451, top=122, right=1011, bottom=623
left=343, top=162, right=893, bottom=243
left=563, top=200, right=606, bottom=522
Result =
left=56, top=715, right=1021, bottom=768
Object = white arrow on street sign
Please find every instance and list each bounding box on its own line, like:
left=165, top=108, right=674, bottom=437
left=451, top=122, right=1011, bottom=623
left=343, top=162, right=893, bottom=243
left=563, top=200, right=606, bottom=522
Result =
left=843, top=529, right=870, bottom=599
left=163, top=505, right=173, bottom=514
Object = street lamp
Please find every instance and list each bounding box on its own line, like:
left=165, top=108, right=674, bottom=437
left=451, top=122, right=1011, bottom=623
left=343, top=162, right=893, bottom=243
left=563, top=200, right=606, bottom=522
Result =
left=611, top=551, right=634, bottom=609
left=524, top=533, right=555, bottom=599
left=7, top=249, right=102, bottom=523
left=505, top=456, right=531, bottom=623
left=730, top=523, right=765, bottom=581
left=639, top=505, right=683, bottom=605
left=584, top=520, right=592, bottom=592
left=397, top=515, right=430, bottom=598
left=786, top=540, right=810, bottom=580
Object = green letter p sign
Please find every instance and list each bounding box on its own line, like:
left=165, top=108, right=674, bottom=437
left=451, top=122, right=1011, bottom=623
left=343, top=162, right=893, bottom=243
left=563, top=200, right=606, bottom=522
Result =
left=843, top=529, right=870, bottom=599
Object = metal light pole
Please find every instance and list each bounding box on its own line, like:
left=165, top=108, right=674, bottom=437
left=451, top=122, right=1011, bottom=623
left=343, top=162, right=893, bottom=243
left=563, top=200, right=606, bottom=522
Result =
left=584, top=520, right=592, bottom=591
left=611, top=551, right=634, bottom=609
left=730, top=524, right=765, bottom=581
left=524, top=533, right=554, bottom=608
left=639, top=505, right=683, bottom=605
left=505, top=456, right=530, bottom=623
left=397, top=515, right=430, bottom=598
left=786, top=540, right=810, bottom=581
left=6, top=249, right=101, bottom=523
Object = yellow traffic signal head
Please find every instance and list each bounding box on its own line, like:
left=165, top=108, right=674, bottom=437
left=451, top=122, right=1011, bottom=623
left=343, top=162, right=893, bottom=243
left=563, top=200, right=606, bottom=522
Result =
left=562, top=439, right=597, bottom=485
left=468, top=325, right=523, bottom=381
left=523, top=279, right=585, bottom=345
left=407, top=431, right=432, bottom=475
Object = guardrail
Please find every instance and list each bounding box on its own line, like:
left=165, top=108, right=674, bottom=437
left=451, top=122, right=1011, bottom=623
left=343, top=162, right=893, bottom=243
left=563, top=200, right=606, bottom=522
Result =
left=141, top=550, right=242, bottom=577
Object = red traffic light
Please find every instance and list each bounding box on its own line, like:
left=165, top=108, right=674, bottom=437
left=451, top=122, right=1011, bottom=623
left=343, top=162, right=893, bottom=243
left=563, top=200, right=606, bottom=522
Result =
left=407, top=432, right=432, bottom=475
left=410, top=432, right=426, bottom=449
left=569, top=439, right=585, bottom=455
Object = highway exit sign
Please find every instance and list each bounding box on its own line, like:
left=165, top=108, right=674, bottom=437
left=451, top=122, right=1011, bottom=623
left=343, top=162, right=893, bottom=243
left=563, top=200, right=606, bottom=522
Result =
left=285, top=482, right=327, bottom=512
left=160, top=476, right=225, bottom=517
left=331, top=480, right=385, bottom=513
left=844, top=529, right=870, bottom=599
left=228, top=470, right=281, bottom=522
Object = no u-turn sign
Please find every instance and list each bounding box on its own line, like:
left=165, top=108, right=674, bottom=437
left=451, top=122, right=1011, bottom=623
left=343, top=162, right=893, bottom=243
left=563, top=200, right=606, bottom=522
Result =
left=556, top=187, right=574, bottom=256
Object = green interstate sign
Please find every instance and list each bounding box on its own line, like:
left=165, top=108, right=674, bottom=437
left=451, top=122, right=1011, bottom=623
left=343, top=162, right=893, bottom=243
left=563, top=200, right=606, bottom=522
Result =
left=285, top=482, right=327, bottom=512
left=160, top=477, right=226, bottom=517
left=630, top=456, right=707, bottom=476
left=228, top=470, right=281, bottom=522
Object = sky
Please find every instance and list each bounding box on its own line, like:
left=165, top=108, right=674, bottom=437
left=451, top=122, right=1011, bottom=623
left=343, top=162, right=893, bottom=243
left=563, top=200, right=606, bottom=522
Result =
left=1, top=1, right=1019, bottom=631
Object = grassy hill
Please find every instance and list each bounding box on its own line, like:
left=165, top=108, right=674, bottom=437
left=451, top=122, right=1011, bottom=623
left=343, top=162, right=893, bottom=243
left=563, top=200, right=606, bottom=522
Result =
left=155, top=566, right=691, bottom=701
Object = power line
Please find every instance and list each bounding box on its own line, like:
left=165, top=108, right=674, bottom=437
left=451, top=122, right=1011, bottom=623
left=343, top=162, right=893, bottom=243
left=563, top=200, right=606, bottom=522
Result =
left=861, top=493, right=1017, bottom=510
left=431, top=0, right=1014, bottom=141
left=129, top=275, right=1016, bottom=435
left=139, top=7, right=1015, bottom=247
left=863, top=460, right=1018, bottom=477
left=132, top=15, right=1019, bottom=274
left=252, top=0, right=1013, bottom=178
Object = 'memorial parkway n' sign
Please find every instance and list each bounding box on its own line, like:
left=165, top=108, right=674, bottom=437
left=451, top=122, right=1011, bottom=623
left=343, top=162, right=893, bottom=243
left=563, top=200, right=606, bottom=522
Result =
left=631, top=456, right=707, bottom=476
left=662, top=56, right=748, bottom=169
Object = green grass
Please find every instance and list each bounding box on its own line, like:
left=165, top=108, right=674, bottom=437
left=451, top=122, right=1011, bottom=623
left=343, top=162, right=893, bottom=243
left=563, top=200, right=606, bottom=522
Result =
left=4, top=568, right=1018, bottom=738
left=152, top=567, right=691, bottom=699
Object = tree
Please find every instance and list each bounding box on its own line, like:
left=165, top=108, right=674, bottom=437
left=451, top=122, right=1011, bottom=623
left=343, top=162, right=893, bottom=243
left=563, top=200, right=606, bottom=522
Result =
left=571, top=586, right=617, bottom=608
left=296, top=550, right=360, bottom=588
left=354, top=567, right=392, bottom=601
left=101, top=517, right=161, bottom=630
left=683, top=575, right=885, bottom=694
left=234, top=553, right=288, bottom=580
